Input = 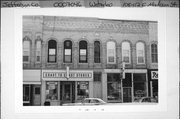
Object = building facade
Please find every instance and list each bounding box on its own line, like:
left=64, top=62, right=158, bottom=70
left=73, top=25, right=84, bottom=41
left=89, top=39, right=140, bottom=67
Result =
left=23, top=16, right=158, bottom=106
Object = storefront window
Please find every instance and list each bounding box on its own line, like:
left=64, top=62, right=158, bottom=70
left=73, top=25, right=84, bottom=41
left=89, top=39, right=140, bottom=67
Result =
left=107, top=73, right=122, bottom=102
left=77, top=81, right=89, bottom=100
left=133, top=73, right=147, bottom=101
left=46, top=82, right=58, bottom=100
left=23, top=85, right=30, bottom=102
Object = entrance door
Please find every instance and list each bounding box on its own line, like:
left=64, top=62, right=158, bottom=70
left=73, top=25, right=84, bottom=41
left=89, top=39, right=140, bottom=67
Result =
left=60, top=82, right=74, bottom=104
left=33, top=85, right=41, bottom=105
left=123, top=87, right=132, bottom=102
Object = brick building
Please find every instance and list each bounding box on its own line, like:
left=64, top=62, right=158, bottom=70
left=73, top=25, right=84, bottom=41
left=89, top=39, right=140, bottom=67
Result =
left=23, top=16, right=158, bottom=106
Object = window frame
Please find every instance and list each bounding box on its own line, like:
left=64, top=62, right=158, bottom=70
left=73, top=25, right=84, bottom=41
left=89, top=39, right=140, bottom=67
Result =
left=64, top=40, right=72, bottom=63
left=35, top=40, right=42, bottom=63
left=136, top=42, right=145, bottom=64
left=94, top=41, right=101, bottom=63
left=151, top=43, right=158, bottom=63
left=107, top=41, right=116, bottom=64
left=23, top=37, right=31, bottom=63
left=48, top=40, right=57, bottom=63
left=122, top=41, right=131, bottom=64
left=79, top=40, right=88, bottom=63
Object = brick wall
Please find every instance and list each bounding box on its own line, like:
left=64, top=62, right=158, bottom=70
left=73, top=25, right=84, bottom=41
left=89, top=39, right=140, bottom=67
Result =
left=23, top=16, right=158, bottom=70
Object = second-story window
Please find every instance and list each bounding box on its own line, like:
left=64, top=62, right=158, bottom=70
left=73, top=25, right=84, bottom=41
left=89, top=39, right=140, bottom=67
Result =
left=79, top=40, right=88, bottom=63
left=151, top=43, right=158, bottom=63
left=36, top=41, right=41, bottom=62
left=64, top=40, right=72, bottom=63
left=122, top=42, right=131, bottom=64
left=23, top=40, right=30, bottom=62
left=48, top=40, right=57, bottom=63
left=94, top=41, right=100, bottom=63
left=136, top=42, right=145, bottom=64
left=107, top=41, right=116, bottom=64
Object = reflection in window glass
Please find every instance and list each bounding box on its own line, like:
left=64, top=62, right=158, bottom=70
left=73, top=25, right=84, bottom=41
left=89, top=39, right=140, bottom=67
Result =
left=77, top=81, right=89, bottom=100
left=107, top=74, right=121, bottom=102
left=46, top=82, right=58, bottom=100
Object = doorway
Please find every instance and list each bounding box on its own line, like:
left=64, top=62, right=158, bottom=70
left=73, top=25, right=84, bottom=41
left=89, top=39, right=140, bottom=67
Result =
left=123, top=87, right=132, bottom=102
left=60, top=82, right=75, bottom=104
left=33, top=85, right=41, bottom=105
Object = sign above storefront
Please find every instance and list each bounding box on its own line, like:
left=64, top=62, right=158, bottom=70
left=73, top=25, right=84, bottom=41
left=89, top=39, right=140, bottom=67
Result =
left=42, top=70, right=93, bottom=81
left=151, top=71, right=158, bottom=80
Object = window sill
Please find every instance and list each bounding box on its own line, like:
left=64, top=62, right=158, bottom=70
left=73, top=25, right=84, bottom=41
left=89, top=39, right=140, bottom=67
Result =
left=47, top=63, right=58, bottom=65
left=79, top=63, right=88, bottom=64
left=63, top=63, right=73, bottom=64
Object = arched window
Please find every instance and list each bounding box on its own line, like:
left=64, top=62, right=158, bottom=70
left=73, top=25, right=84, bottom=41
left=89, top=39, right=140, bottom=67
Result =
left=151, top=43, right=158, bottom=63
left=136, top=42, right=145, bottom=64
left=48, top=40, right=57, bottom=63
left=107, top=41, right=116, bottom=64
left=94, top=41, right=100, bottom=63
left=23, top=40, right=30, bottom=62
left=122, top=42, right=131, bottom=63
left=64, top=40, right=72, bottom=63
left=79, top=40, right=88, bottom=63
left=36, top=41, right=41, bottom=62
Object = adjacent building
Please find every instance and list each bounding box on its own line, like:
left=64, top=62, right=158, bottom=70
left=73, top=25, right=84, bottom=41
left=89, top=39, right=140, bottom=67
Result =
left=23, top=16, right=158, bottom=106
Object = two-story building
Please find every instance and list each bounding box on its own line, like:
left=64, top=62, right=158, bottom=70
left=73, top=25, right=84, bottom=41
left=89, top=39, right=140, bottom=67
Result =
left=23, top=16, right=158, bottom=106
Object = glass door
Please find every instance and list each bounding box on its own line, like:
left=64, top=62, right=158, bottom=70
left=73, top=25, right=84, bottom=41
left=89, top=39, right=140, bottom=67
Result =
left=123, top=87, right=132, bottom=102
left=60, top=82, right=73, bottom=104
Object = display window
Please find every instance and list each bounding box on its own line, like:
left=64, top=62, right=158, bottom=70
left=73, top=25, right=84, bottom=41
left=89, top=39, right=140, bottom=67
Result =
left=77, top=81, right=89, bottom=100
left=107, top=73, right=122, bottom=101
left=23, top=84, right=31, bottom=102
left=133, top=73, right=147, bottom=101
left=46, top=82, right=58, bottom=100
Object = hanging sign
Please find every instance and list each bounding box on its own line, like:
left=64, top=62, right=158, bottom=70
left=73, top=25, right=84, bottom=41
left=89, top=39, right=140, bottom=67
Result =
left=151, top=71, right=158, bottom=80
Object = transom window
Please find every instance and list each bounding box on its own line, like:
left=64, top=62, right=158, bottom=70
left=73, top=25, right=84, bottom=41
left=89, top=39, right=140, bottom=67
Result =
left=36, top=41, right=41, bottom=62
left=151, top=43, right=158, bottom=63
left=94, top=41, right=100, bottom=63
left=136, top=42, right=145, bottom=64
left=79, top=40, right=88, bottom=63
left=64, top=40, right=72, bottom=63
left=23, top=40, right=30, bottom=62
left=107, top=41, right=116, bottom=64
left=122, top=42, right=131, bottom=63
left=48, top=40, right=57, bottom=63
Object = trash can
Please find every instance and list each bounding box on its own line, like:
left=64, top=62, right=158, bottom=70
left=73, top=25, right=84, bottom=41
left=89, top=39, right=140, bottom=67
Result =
left=44, top=101, right=50, bottom=106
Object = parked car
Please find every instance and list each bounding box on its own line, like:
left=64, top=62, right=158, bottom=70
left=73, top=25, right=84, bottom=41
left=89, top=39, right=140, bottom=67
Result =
left=134, top=97, right=158, bottom=103
left=62, top=98, right=106, bottom=106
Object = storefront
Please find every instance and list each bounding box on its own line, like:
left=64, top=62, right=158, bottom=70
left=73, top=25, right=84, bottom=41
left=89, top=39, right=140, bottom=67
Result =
left=41, top=70, right=93, bottom=105
left=23, top=70, right=41, bottom=106
left=103, top=69, right=148, bottom=103
left=148, top=69, right=158, bottom=99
